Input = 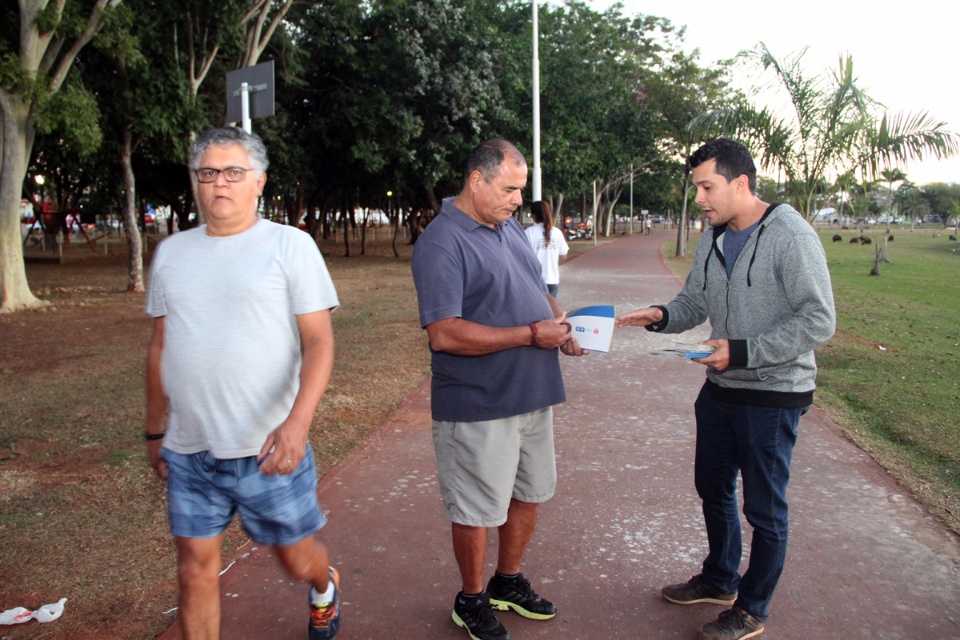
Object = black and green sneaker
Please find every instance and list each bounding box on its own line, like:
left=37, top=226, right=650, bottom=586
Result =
left=487, top=573, right=557, bottom=620
left=452, top=591, right=511, bottom=640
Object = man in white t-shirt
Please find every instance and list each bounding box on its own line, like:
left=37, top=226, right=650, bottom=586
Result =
left=144, top=127, right=342, bottom=640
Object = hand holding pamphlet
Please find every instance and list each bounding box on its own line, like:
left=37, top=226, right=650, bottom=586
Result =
left=649, top=342, right=716, bottom=358
left=566, top=305, right=615, bottom=353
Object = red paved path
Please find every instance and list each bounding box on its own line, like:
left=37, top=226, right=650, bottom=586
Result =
left=159, top=231, right=960, bottom=639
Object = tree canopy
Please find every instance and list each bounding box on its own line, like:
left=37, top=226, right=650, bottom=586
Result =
left=692, top=44, right=959, bottom=222
left=2, top=2, right=957, bottom=311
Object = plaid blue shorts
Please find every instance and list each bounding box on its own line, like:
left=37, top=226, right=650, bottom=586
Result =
left=162, top=445, right=326, bottom=546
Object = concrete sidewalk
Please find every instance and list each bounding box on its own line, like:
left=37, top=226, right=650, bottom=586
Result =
left=159, top=231, right=960, bottom=639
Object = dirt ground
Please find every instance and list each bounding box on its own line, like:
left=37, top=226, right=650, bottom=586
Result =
left=0, top=237, right=430, bottom=639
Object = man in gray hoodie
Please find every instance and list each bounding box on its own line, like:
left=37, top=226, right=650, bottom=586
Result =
left=617, top=138, right=835, bottom=640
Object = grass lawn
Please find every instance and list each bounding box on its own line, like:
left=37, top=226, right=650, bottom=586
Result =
left=664, top=224, right=960, bottom=531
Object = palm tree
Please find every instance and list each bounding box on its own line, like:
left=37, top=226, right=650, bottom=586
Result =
left=894, top=180, right=927, bottom=228
left=691, top=44, right=959, bottom=222
left=880, top=167, right=907, bottom=231
left=835, top=169, right=858, bottom=225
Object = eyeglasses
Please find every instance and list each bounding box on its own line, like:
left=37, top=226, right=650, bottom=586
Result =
left=194, top=167, right=254, bottom=183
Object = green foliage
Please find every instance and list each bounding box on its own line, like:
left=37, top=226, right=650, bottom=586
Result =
left=33, top=79, right=103, bottom=155
left=94, top=2, right=144, bottom=65
left=533, top=2, right=668, bottom=198
left=692, top=44, right=960, bottom=221
left=920, top=182, right=960, bottom=220
left=0, top=52, right=32, bottom=92
left=35, top=2, right=62, bottom=34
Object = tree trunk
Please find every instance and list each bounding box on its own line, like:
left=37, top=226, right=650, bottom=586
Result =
left=120, top=123, right=144, bottom=292
left=424, top=186, right=441, bottom=215
left=676, top=168, right=691, bottom=257
left=870, top=243, right=883, bottom=276
left=0, top=0, right=118, bottom=312
left=360, top=206, right=368, bottom=256
left=341, top=195, right=351, bottom=257
left=0, top=95, right=44, bottom=312
left=391, top=202, right=400, bottom=258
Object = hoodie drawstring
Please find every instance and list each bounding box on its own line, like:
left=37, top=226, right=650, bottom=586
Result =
left=745, top=224, right=766, bottom=287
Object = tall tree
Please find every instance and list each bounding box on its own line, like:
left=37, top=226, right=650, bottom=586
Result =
left=920, top=182, right=960, bottom=228
left=1, top=0, right=122, bottom=313
left=893, top=180, right=926, bottom=227
left=80, top=0, right=157, bottom=292
left=879, top=166, right=906, bottom=231
left=237, top=0, right=295, bottom=68
left=534, top=2, right=668, bottom=221
left=693, top=44, right=959, bottom=222
left=639, top=47, right=736, bottom=254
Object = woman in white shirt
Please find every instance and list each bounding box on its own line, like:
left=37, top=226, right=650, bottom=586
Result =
left=524, top=200, right=569, bottom=297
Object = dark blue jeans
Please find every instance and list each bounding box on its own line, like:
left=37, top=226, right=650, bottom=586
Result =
left=693, top=383, right=805, bottom=621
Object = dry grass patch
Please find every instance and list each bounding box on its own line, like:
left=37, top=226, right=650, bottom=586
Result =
left=0, top=238, right=428, bottom=639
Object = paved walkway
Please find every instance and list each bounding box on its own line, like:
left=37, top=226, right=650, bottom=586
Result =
left=159, top=231, right=960, bottom=639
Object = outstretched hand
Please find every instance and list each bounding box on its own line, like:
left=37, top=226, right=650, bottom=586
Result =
left=615, top=307, right=663, bottom=328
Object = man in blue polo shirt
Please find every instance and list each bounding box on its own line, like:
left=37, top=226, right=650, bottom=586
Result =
left=412, top=139, right=586, bottom=640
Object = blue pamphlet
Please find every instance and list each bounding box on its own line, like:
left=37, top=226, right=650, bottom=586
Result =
left=566, top=305, right=615, bottom=353
left=649, top=342, right=716, bottom=358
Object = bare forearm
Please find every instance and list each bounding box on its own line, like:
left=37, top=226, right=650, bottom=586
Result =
left=144, top=319, right=167, bottom=433
left=427, top=317, right=532, bottom=356
left=427, top=314, right=571, bottom=355
left=287, top=337, right=334, bottom=430
left=286, top=310, right=335, bottom=431
left=145, top=357, right=168, bottom=431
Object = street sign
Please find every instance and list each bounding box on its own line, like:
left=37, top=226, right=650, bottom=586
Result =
left=226, top=61, right=275, bottom=130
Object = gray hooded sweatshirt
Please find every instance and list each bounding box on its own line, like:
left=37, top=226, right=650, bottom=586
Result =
left=649, top=203, right=836, bottom=407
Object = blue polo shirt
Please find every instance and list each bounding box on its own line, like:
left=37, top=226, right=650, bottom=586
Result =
left=411, top=197, right=566, bottom=422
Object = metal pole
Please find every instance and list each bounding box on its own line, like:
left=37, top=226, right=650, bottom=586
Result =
left=532, top=1, right=542, bottom=201
left=592, top=180, right=597, bottom=246
left=629, top=164, right=634, bottom=234
left=241, top=82, right=252, bottom=134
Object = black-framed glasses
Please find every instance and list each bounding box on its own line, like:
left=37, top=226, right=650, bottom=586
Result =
left=194, top=167, right=253, bottom=183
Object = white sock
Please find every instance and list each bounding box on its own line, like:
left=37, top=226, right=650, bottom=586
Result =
left=310, top=580, right=336, bottom=606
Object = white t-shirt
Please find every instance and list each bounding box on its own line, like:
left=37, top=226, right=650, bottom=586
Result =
left=145, top=219, right=339, bottom=458
left=524, top=223, right=569, bottom=285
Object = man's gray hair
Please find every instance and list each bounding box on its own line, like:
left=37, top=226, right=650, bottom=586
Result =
left=465, top=139, right=526, bottom=184
left=190, top=127, right=269, bottom=174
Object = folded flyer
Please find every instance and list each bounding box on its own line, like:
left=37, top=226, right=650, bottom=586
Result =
left=566, top=305, right=615, bottom=353
left=649, top=342, right=716, bottom=358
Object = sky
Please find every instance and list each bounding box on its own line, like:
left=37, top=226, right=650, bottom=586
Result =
left=586, top=0, right=959, bottom=185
